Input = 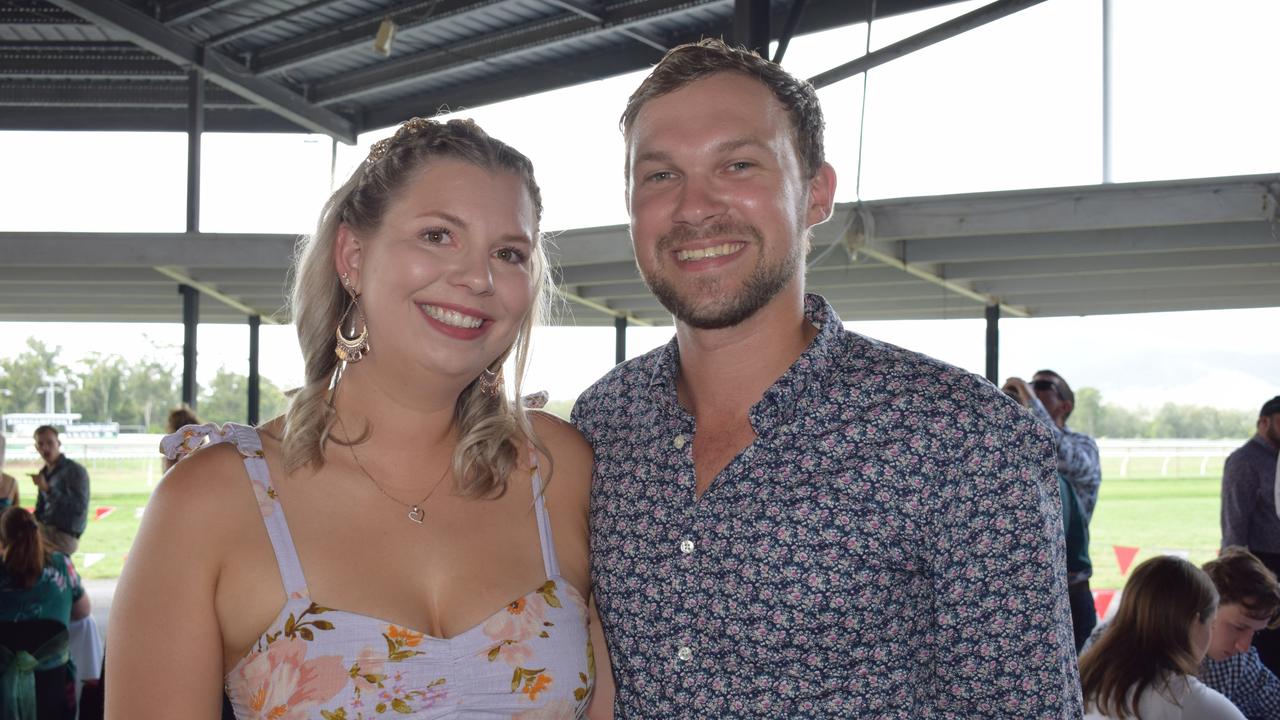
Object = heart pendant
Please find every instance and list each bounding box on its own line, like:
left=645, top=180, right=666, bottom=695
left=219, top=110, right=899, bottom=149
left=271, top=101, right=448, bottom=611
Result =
left=408, top=506, right=425, bottom=524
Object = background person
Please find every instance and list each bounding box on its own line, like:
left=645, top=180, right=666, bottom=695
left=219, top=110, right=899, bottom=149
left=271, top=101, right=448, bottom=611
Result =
left=1221, top=395, right=1280, bottom=674
left=1005, top=370, right=1102, bottom=649
left=162, top=405, right=202, bottom=472
left=30, top=425, right=90, bottom=555
left=0, top=431, right=17, bottom=509
left=1200, top=547, right=1280, bottom=719
left=107, top=118, right=600, bottom=719
left=1080, top=555, right=1243, bottom=719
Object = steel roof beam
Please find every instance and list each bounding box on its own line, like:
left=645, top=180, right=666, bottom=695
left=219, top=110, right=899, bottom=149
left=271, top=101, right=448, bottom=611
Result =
left=160, top=0, right=242, bottom=25
left=973, top=267, right=1280, bottom=296
left=206, top=0, right=353, bottom=47
left=0, top=54, right=183, bottom=80
left=311, top=0, right=725, bottom=105
left=0, top=79, right=250, bottom=107
left=251, top=0, right=518, bottom=76
left=945, top=246, right=1280, bottom=281
left=0, top=232, right=295, bottom=268
left=892, top=222, right=1273, bottom=264
left=46, top=0, right=357, bottom=141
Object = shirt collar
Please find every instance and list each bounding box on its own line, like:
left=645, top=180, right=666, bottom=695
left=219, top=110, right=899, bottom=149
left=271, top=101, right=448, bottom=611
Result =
left=646, top=293, right=843, bottom=430
left=1251, top=434, right=1280, bottom=456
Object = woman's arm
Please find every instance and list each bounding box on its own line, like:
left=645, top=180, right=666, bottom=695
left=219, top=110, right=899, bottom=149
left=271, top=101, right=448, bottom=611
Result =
left=71, top=586, right=92, bottom=621
left=105, top=445, right=244, bottom=720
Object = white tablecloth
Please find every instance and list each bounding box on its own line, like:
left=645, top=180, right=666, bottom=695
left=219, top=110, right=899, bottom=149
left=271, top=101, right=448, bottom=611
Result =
left=69, top=615, right=104, bottom=717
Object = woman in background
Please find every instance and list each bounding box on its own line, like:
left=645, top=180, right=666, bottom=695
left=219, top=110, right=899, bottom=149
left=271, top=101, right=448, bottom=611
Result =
left=0, top=506, right=91, bottom=624
left=161, top=405, right=201, bottom=472
left=1080, top=555, right=1244, bottom=719
left=0, top=432, right=18, bottom=509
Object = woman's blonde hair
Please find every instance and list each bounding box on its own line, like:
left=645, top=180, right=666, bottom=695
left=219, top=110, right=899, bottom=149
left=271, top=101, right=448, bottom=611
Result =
left=283, top=117, right=550, bottom=498
left=1079, top=555, right=1218, bottom=718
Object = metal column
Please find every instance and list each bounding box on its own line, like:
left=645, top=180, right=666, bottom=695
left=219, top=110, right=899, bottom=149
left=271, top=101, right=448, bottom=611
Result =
left=984, top=304, right=1000, bottom=384
left=1101, top=0, right=1114, bottom=183
left=734, top=0, right=770, bottom=56
left=614, top=316, right=627, bottom=365
left=180, top=285, right=199, bottom=407
left=181, top=68, right=204, bottom=409
left=248, top=315, right=261, bottom=425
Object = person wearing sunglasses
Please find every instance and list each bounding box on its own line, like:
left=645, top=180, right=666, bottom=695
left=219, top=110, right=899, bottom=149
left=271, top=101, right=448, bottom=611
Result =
left=1004, top=370, right=1102, bottom=651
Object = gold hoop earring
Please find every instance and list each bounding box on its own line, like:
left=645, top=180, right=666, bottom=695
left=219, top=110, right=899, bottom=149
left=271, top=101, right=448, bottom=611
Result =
left=335, top=293, right=370, bottom=364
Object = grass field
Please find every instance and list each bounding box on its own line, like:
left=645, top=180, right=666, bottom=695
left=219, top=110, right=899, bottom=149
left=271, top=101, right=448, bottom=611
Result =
left=2, top=453, right=1233, bottom=585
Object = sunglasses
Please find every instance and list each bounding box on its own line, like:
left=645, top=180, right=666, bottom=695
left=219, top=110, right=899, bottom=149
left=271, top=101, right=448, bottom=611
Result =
left=1031, top=379, right=1063, bottom=398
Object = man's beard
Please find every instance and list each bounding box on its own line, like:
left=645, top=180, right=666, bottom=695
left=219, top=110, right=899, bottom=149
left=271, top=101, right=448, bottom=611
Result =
left=641, top=220, right=801, bottom=330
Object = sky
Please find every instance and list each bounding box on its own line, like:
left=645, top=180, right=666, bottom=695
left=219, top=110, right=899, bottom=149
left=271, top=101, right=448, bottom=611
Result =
left=1, top=0, right=1277, bottom=413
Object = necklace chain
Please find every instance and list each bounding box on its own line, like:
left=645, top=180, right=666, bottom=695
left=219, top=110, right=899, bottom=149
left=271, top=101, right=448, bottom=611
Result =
left=334, top=414, right=450, bottom=525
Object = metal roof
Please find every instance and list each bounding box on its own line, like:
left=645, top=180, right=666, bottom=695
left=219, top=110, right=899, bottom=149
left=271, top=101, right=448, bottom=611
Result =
left=0, top=0, right=959, bottom=139
left=3, top=173, right=1277, bottom=325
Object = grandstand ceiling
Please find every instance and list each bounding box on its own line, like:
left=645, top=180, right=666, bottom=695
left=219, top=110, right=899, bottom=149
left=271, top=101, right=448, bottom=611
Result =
left=1, top=0, right=1277, bottom=326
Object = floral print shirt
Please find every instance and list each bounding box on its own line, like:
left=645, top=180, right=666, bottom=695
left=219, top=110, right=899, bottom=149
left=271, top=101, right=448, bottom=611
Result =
left=573, top=294, right=1083, bottom=718
left=161, top=424, right=593, bottom=720
left=0, top=551, right=84, bottom=625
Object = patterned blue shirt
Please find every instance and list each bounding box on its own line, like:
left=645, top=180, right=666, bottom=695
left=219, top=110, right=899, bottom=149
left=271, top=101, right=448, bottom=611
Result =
left=1027, top=398, right=1102, bottom=523
left=573, top=294, right=1082, bottom=718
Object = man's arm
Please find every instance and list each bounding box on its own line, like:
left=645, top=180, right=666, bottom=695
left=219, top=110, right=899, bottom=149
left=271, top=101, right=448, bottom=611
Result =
left=1026, top=396, right=1102, bottom=517
left=929, top=411, right=1082, bottom=716
left=1221, top=453, right=1254, bottom=548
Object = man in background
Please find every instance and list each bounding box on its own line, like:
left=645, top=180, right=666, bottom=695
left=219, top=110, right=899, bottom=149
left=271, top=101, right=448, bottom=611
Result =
left=1221, top=395, right=1280, bottom=672
left=31, top=425, right=90, bottom=553
left=1004, top=370, right=1102, bottom=650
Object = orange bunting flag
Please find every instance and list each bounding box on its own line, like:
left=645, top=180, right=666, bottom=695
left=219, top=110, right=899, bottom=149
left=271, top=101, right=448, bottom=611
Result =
left=1092, top=589, right=1117, bottom=620
left=93, top=506, right=116, bottom=520
left=1114, top=545, right=1140, bottom=576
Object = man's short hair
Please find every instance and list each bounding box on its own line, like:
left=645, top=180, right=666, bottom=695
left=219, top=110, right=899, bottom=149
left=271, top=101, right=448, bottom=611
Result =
left=1203, top=546, right=1280, bottom=628
left=33, top=425, right=58, bottom=438
left=1260, top=396, right=1280, bottom=417
left=619, top=37, right=825, bottom=181
left=1033, top=369, right=1074, bottom=406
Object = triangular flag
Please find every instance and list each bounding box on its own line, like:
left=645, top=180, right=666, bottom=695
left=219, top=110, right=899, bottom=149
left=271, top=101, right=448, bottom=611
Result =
left=82, top=553, right=105, bottom=568
left=135, top=507, right=145, bottom=519
left=1114, top=546, right=1140, bottom=575
left=93, top=506, right=115, bottom=520
left=1093, top=589, right=1117, bottom=620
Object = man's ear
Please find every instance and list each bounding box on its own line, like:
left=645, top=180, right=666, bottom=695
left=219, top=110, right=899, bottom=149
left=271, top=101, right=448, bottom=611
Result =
left=805, top=162, right=838, bottom=228
left=335, top=223, right=363, bottom=292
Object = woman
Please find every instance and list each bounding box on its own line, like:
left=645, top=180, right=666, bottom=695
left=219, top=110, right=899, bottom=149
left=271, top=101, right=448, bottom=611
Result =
left=0, top=432, right=17, bottom=509
left=161, top=405, right=201, bottom=472
left=0, top=506, right=90, bottom=623
left=1080, top=555, right=1244, bottom=719
left=107, top=118, right=604, bottom=719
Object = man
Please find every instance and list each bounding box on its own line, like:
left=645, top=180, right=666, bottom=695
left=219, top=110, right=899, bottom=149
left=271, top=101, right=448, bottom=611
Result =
left=1222, top=395, right=1280, bottom=672
left=31, top=425, right=90, bottom=554
left=573, top=39, right=1080, bottom=717
left=1200, top=547, right=1280, bottom=719
left=1004, top=371, right=1102, bottom=650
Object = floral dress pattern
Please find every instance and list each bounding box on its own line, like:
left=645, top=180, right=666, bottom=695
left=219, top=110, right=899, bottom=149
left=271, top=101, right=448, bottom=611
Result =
left=161, top=424, right=593, bottom=719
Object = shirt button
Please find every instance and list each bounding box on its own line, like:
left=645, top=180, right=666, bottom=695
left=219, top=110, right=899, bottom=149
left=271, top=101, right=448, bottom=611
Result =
left=676, top=646, right=692, bottom=661
left=679, top=540, right=694, bottom=554
left=673, top=434, right=687, bottom=450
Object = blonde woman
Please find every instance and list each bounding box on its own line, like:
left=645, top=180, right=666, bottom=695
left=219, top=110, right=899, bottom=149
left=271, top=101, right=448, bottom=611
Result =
left=1081, top=555, right=1244, bottom=719
left=108, top=119, right=604, bottom=719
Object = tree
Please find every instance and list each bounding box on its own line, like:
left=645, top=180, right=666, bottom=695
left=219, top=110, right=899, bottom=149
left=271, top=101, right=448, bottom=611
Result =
left=125, top=359, right=181, bottom=431
left=74, top=353, right=130, bottom=423
left=0, top=339, right=72, bottom=416
left=198, top=367, right=288, bottom=425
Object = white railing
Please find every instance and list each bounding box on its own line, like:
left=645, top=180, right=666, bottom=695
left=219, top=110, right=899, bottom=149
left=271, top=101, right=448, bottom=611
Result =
left=1096, top=438, right=1240, bottom=477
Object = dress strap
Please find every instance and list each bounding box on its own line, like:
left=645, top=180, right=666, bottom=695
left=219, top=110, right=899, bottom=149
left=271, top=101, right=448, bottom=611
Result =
left=529, top=449, right=559, bottom=580
left=160, top=423, right=309, bottom=598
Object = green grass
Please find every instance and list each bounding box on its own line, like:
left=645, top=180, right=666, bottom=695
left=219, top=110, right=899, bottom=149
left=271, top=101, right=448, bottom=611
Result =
left=3, top=454, right=1230, bottom=586
left=6, top=455, right=162, bottom=579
